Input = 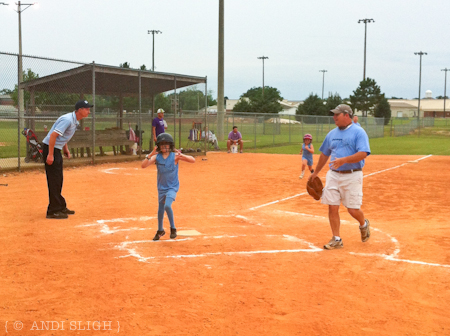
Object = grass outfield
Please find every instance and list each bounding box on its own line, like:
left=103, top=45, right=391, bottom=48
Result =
left=242, top=136, right=450, bottom=156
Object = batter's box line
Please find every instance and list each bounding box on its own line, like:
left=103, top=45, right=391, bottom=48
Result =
left=271, top=209, right=450, bottom=269
left=114, top=235, right=322, bottom=263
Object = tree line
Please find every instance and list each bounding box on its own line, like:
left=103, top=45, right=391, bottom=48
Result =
left=232, top=78, right=392, bottom=125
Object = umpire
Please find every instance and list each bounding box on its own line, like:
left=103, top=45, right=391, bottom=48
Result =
left=42, top=100, right=92, bottom=219
left=309, top=104, right=371, bottom=250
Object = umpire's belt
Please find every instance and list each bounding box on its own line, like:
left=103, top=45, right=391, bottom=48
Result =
left=332, top=168, right=362, bottom=174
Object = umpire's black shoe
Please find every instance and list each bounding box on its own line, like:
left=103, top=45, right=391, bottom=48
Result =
left=46, top=211, right=68, bottom=219
left=170, top=228, right=177, bottom=239
left=62, top=208, right=75, bottom=215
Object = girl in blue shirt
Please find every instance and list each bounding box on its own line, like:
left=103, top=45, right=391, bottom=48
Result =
left=142, top=133, right=195, bottom=241
left=299, top=134, right=314, bottom=179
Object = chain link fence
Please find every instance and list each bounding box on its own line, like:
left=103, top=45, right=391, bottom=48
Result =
left=3, top=52, right=449, bottom=172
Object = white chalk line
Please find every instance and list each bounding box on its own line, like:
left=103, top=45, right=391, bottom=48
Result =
left=99, top=167, right=141, bottom=176
left=114, top=234, right=322, bottom=263
left=249, top=155, right=433, bottom=210
left=274, top=209, right=449, bottom=268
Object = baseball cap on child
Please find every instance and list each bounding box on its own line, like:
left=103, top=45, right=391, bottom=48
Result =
left=75, top=100, right=94, bottom=110
left=330, top=104, right=353, bottom=117
left=157, top=108, right=165, bottom=114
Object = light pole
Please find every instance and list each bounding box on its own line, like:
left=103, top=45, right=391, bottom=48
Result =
left=147, top=30, right=162, bottom=72
left=257, top=56, right=269, bottom=98
left=319, top=69, right=327, bottom=100
left=4, top=1, right=37, bottom=127
left=358, top=18, right=374, bottom=81
left=441, top=68, right=449, bottom=118
left=415, top=51, right=427, bottom=136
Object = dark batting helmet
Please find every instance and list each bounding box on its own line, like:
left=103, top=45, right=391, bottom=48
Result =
left=156, top=133, right=175, bottom=152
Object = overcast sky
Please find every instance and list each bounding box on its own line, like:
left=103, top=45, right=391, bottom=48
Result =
left=1, top=0, right=450, bottom=101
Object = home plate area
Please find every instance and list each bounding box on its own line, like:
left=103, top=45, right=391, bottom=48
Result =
left=79, top=214, right=323, bottom=263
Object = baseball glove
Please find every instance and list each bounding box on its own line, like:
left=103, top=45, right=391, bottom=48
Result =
left=307, top=176, right=323, bottom=201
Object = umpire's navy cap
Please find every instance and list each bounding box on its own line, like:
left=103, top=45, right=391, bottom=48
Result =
left=75, top=100, right=94, bottom=110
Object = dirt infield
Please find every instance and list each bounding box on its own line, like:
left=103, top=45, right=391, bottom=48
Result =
left=0, top=153, right=449, bottom=335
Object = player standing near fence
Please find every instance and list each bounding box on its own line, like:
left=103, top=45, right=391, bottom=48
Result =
left=299, top=134, right=314, bottom=179
left=42, top=100, right=92, bottom=219
left=309, top=104, right=371, bottom=250
left=142, top=133, right=195, bottom=240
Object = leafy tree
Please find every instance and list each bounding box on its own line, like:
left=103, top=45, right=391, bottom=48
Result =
left=323, top=93, right=343, bottom=115
left=232, top=86, right=283, bottom=113
left=436, top=95, right=449, bottom=99
left=1, top=68, right=79, bottom=110
left=154, top=93, right=172, bottom=113
left=119, top=62, right=131, bottom=68
left=374, top=95, right=391, bottom=125
left=296, top=93, right=324, bottom=115
left=140, top=64, right=147, bottom=70
left=349, top=78, right=382, bottom=117
left=233, top=98, right=252, bottom=112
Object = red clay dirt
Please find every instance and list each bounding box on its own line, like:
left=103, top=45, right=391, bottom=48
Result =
left=0, top=153, right=449, bottom=335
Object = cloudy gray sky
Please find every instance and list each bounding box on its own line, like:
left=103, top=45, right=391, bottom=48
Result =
left=1, top=0, right=449, bottom=101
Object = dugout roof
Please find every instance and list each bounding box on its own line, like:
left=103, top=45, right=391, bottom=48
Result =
left=19, top=63, right=206, bottom=96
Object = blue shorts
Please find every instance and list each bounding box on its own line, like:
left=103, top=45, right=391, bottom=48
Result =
left=303, top=156, right=313, bottom=166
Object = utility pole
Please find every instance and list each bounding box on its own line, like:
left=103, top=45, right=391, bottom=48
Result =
left=147, top=30, right=162, bottom=71
left=441, top=68, right=449, bottom=118
left=415, top=51, right=427, bottom=136
left=257, top=56, right=269, bottom=98
left=319, top=69, right=327, bottom=100
left=7, top=1, right=37, bottom=128
left=358, top=18, right=374, bottom=81
left=217, top=0, right=225, bottom=141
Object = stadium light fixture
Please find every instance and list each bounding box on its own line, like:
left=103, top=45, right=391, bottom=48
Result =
left=148, top=30, right=162, bottom=72
left=358, top=18, right=374, bottom=80
left=257, top=56, right=269, bottom=98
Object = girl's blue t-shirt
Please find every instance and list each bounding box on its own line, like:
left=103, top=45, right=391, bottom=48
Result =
left=156, top=152, right=179, bottom=201
left=302, top=143, right=313, bottom=160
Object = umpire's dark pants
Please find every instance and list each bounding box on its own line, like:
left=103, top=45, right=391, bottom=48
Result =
left=42, top=144, right=66, bottom=215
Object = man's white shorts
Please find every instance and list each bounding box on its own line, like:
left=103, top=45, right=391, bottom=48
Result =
left=321, top=170, right=363, bottom=209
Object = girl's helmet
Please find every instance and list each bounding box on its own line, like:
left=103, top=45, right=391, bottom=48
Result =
left=156, top=133, right=175, bottom=152
left=303, top=134, right=313, bottom=141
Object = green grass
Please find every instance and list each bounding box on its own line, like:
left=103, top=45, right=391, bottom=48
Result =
left=1, top=118, right=449, bottom=158
left=242, top=136, right=450, bottom=156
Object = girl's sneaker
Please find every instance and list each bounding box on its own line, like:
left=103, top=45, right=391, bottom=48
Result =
left=170, top=228, right=177, bottom=239
left=153, top=230, right=165, bottom=241
left=299, top=171, right=305, bottom=179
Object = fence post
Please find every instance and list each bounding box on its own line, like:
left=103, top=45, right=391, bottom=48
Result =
left=92, top=62, right=96, bottom=164
left=254, top=115, right=257, bottom=149
left=390, top=117, right=393, bottom=137
left=289, top=114, right=291, bottom=143
left=273, top=115, right=275, bottom=145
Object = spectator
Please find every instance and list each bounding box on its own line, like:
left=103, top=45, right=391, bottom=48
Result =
left=353, top=115, right=361, bottom=126
left=202, top=126, right=220, bottom=150
left=227, top=126, right=243, bottom=153
left=152, top=108, right=167, bottom=143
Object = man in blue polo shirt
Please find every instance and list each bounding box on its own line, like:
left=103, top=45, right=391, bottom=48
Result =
left=309, top=104, right=371, bottom=250
left=42, top=100, right=92, bottom=219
